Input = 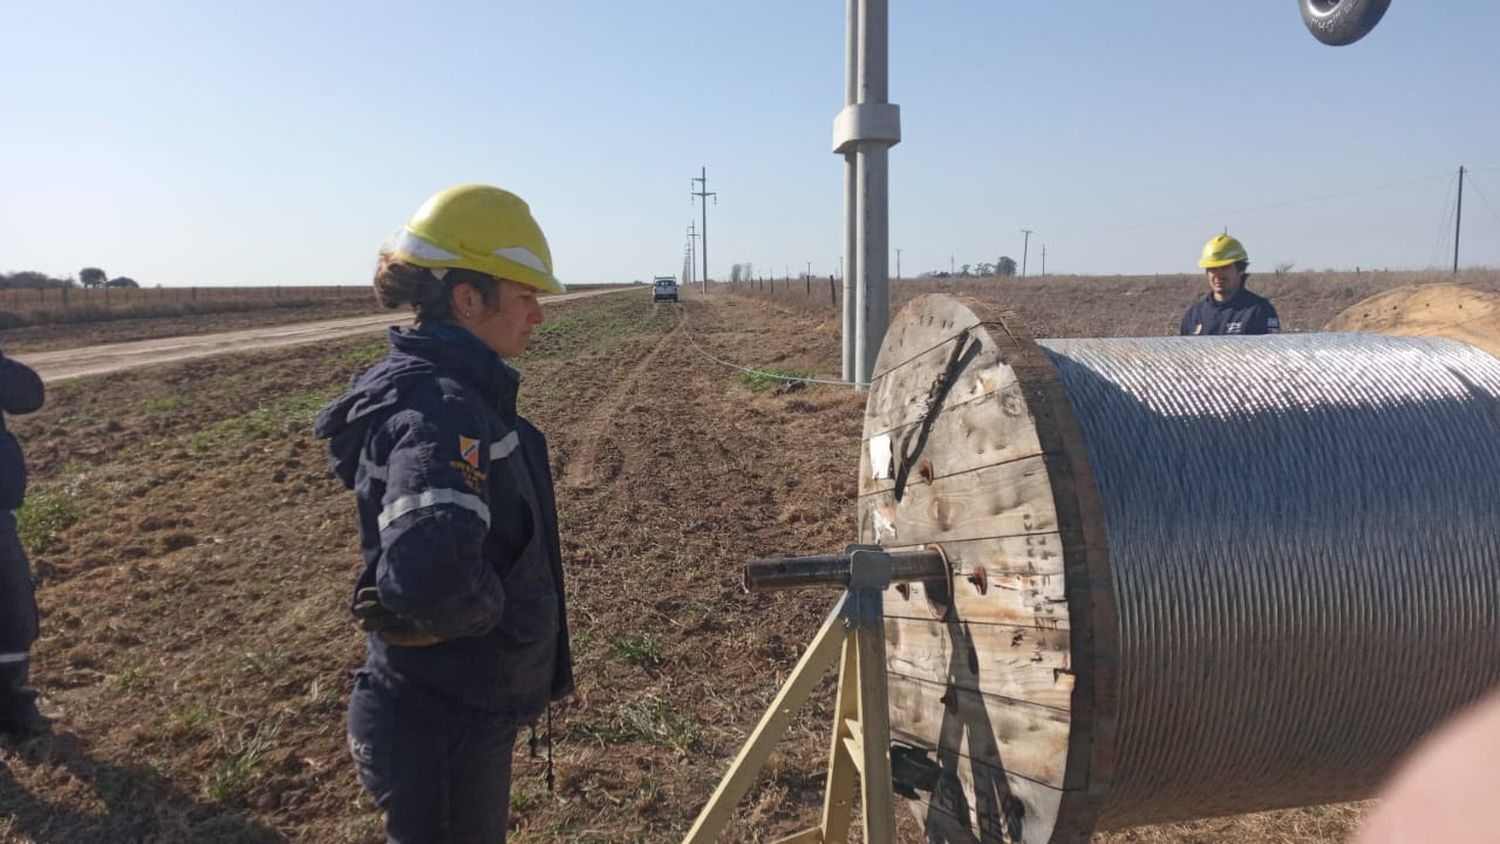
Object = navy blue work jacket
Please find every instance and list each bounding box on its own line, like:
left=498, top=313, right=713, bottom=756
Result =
left=315, top=323, right=573, bottom=718
left=0, top=352, right=45, bottom=532
left=1179, top=288, right=1281, bottom=336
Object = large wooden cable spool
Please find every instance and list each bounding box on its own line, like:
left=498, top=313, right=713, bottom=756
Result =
left=861, top=294, right=1500, bottom=843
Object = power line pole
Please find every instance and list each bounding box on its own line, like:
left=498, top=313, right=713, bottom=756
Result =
left=895, top=248, right=902, bottom=280
left=835, top=0, right=900, bottom=387
left=1019, top=228, right=1034, bottom=277
left=1041, top=244, right=1046, bottom=278
left=1454, top=164, right=1465, bottom=274
left=686, top=221, right=698, bottom=287
left=691, top=167, right=716, bottom=293
left=949, top=254, right=954, bottom=276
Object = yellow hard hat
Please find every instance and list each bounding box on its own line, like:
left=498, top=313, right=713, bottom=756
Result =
left=389, top=184, right=565, bottom=295
left=1198, top=234, right=1249, bottom=269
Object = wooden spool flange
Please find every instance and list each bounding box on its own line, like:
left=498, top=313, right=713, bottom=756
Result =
left=860, top=294, right=1114, bottom=843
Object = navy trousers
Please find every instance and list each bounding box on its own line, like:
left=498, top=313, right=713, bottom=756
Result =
left=348, top=670, right=518, bottom=843
left=0, top=529, right=39, bottom=721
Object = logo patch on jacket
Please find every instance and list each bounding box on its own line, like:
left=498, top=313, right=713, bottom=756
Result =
left=453, top=435, right=488, bottom=491
left=459, top=436, right=481, bottom=468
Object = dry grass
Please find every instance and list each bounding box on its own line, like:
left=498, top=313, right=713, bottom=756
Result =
left=728, top=268, right=1500, bottom=339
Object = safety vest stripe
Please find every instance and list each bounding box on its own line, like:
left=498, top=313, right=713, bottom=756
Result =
left=362, top=454, right=388, bottom=483
left=377, top=488, right=489, bottom=532
left=490, top=431, right=520, bottom=461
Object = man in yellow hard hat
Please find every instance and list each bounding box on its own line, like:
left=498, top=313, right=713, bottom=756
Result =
left=315, top=184, right=573, bottom=841
left=1179, top=234, right=1281, bottom=336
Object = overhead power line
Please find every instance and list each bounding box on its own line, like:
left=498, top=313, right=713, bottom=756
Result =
left=1064, top=169, right=1460, bottom=236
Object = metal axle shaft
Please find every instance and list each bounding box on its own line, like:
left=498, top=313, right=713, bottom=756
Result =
left=744, top=548, right=947, bottom=593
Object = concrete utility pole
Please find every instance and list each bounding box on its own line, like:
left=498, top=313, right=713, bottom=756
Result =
left=1454, top=164, right=1466, bottom=274
left=686, top=221, right=698, bottom=287
left=1020, top=228, right=1034, bottom=278
left=835, top=0, right=901, bottom=387
left=691, top=167, right=716, bottom=293
left=895, top=247, right=902, bottom=280
left=1041, top=244, right=1046, bottom=278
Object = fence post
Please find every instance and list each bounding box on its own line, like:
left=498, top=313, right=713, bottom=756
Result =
left=805, top=275, right=811, bottom=297
left=830, top=275, right=836, bottom=307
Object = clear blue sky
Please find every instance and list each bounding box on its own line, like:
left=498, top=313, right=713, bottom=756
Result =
left=3, top=1, right=1498, bottom=286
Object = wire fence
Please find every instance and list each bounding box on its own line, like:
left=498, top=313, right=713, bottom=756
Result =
left=0, top=285, right=365, bottom=311
left=0, top=285, right=376, bottom=331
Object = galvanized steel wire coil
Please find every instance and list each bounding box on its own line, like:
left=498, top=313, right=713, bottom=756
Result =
left=1034, top=333, right=1500, bottom=828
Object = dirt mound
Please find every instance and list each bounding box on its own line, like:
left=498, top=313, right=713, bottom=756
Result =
left=1323, top=283, right=1500, bottom=359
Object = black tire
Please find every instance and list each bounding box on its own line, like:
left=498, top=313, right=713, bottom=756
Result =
left=1299, top=0, right=1391, bottom=46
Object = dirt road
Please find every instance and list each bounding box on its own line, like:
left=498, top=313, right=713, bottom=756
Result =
left=14, top=286, right=635, bottom=383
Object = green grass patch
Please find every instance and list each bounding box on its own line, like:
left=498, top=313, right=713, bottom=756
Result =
left=206, top=721, right=280, bottom=803
left=608, top=632, right=663, bottom=666
left=188, top=388, right=336, bottom=452
left=520, top=294, right=660, bottom=360
left=737, top=368, right=813, bottom=392
left=509, top=780, right=546, bottom=815
left=46, top=380, right=85, bottom=399
left=143, top=395, right=184, bottom=414
left=324, top=338, right=387, bottom=367
left=16, top=486, right=80, bottom=553
left=110, top=666, right=151, bottom=694
left=574, top=696, right=700, bottom=755
left=235, top=649, right=286, bottom=676
left=160, top=703, right=215, bottom=741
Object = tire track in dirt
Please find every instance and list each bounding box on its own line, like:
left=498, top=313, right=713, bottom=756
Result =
left=515, top=292, right=873, bottom=840
left=555, top=304, right=683, bottom=491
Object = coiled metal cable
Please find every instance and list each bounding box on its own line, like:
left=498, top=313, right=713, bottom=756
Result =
left=1035, top=333, right=1500, bottom=827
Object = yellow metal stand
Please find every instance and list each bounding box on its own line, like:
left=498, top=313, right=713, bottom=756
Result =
left=685, top=550, right=898, bottom=843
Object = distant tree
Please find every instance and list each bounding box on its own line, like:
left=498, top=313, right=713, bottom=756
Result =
left=997, top=256, right=1018, bottom=277
left=80, top=267, right=107, bottom=288
left=105, top=276, right=139, bottom=288
left=1275, top=261, right=1295, bottom=275
left=1, top=271, right=58, bottom=289
left=959, top=263, right=972, bottom=276
left=975, top=262, right=995, bottom=276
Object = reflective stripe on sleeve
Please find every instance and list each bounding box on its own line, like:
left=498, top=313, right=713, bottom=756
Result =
left=377, top=488, right=490, bottom=532
left=361, top=453, right=388, bottom=483
left=0, top=652, right=29, bottom=664
left=490, top=431, right=520, bottom=461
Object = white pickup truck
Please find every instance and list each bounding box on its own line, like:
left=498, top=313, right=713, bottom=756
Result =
left=652, top=276, right=679, bottom=302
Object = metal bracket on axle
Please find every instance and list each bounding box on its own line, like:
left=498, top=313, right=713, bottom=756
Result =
left=684, top=545, right=948, bottom=844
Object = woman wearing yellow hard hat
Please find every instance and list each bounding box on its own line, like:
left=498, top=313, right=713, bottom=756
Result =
left=1179, top=234, right=1282, bottom=336
left=314, top=184, right=574, bottom=841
